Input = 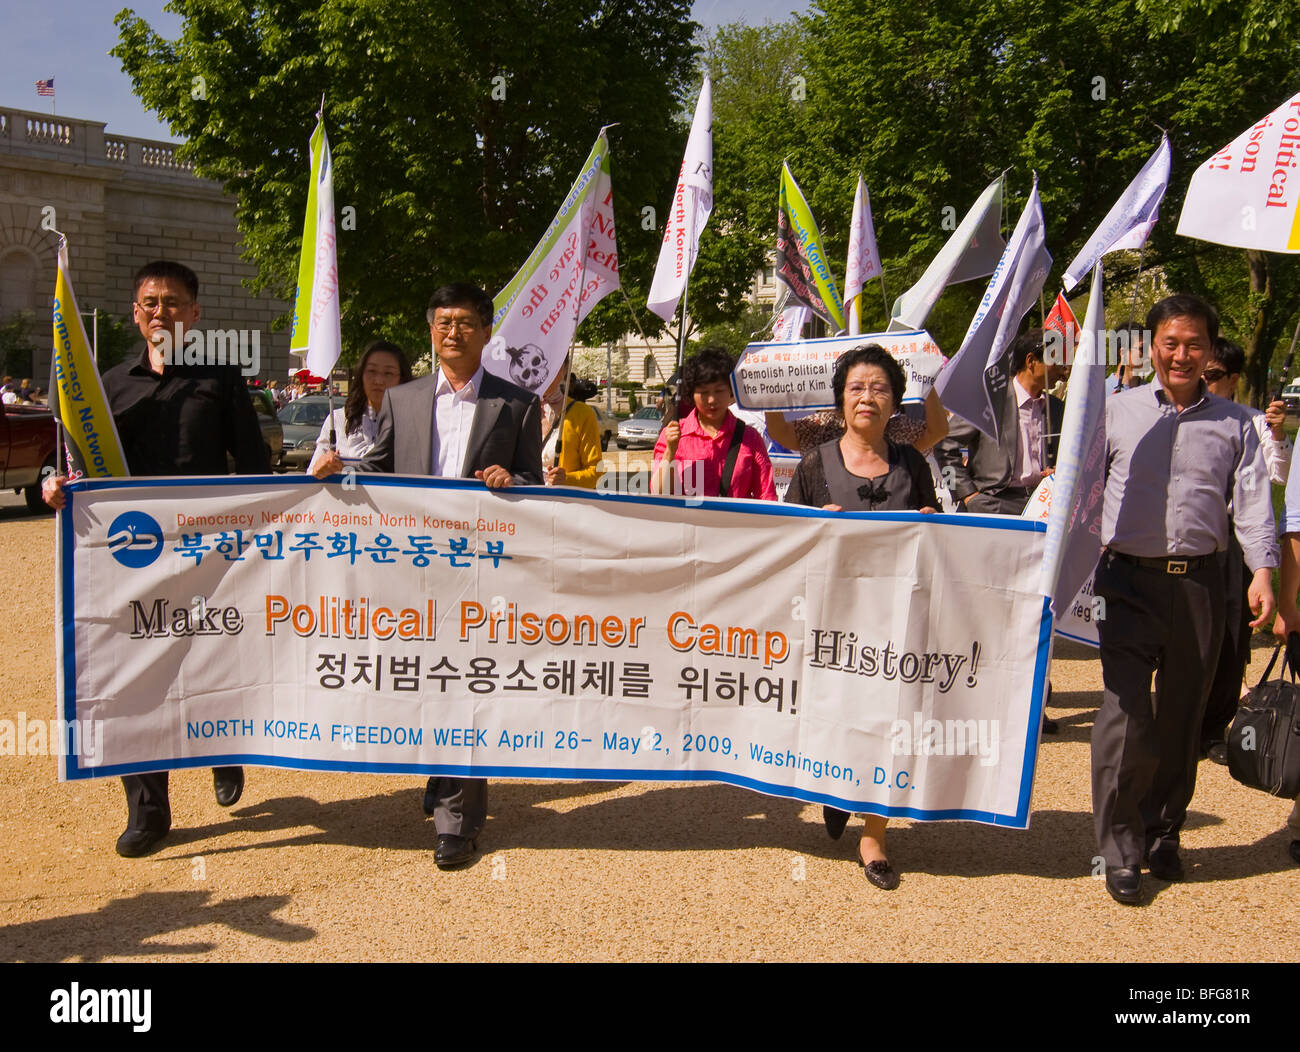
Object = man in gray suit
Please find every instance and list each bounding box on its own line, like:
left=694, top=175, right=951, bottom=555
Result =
left=933, top=328, right=1065, bottom=516
left=313, top=282, right=542, bottom=868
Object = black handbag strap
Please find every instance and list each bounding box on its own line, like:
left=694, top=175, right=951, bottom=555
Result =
left=1255, top=632, right=1300, bottom=686
left=718, top=420, right=746, bottom=498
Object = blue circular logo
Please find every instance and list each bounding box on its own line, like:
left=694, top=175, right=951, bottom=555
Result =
left=107, top=511, right=164, bottom=568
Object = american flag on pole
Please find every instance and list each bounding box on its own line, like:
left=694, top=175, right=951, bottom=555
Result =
left=36, top=78, right=55, bottom=97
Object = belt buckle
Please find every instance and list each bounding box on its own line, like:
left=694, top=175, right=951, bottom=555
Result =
left=1167, top=559, right=1188, bottom=575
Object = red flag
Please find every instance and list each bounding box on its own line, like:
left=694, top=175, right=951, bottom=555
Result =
left=1044, top=293, right=1080, bottom=365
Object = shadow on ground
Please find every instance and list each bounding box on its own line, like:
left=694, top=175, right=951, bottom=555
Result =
left=0, top=890, right=313, bottom=962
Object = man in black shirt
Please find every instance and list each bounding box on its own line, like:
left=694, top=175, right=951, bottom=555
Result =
left=44, top=259, right=270, bottom=857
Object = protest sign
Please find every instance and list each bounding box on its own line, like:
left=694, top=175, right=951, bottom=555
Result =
left=732, top=330, right=945, bottom=412
left=58, top=477, right=1050, bottom=827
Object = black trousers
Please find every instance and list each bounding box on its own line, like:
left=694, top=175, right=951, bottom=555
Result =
left=1201, top=540, right=1252, bottom=745
left=122, top=766, right=243, bottom=832
left=1091, top=552, right=1225, bottom=868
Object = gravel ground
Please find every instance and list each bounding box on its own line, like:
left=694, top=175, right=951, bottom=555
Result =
left=1, top=509, right=1296, bottom=963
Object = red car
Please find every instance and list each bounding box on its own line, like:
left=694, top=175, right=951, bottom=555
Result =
left=1, top=404, right=58, bottom=514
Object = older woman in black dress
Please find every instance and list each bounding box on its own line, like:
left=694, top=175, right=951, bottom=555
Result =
left=785, top=344, right=939, bottom=890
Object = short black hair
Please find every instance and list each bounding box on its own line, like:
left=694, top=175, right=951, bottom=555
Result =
left=426, top=283, right=493, bottom=328
left=833, top=343, right=906, bottom=413
left=1210, top=337, right=1245, bottom=376
left=133, top=260, right=199, bottom=300
left=1010, top=328, right=1046, bottom=374
left=1147, top=294, right=1219, bottom=344
left=682, top=346, right=735, bottom=402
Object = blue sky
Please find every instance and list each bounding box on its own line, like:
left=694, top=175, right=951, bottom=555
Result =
left=0, top=1, right=807, bottom=142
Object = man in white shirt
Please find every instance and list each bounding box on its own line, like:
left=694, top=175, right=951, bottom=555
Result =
left=314, top=283, right=542, bottom=868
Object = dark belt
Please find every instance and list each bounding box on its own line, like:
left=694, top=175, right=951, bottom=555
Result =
left=1105, top=549, right=1219, bottom=575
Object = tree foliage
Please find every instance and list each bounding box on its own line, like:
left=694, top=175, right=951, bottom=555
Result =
left=113, top=0, right=699, bottom=357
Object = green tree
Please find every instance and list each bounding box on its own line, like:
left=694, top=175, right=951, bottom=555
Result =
left=113, top=0, right=700, bottom=359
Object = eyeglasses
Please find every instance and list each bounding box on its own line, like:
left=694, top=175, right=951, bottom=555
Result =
left=431, top=318, right=481, bottom=335
left=1202, top=368, right=1229, bottom=383
left=845, top=383, right=894, bottom=399
left=135, top=298, right=191, bottom=314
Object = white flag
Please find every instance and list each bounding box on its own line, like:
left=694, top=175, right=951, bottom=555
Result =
left=1040, top=262, right=1107, bottom=618
left=304, top=126, right=342, bottom=381
left=647, top=77, right=713, bottom=322
left=890, top=177, right=1005, bottom=331
left=1063, top=135, right=1170, bottom=292
left=1177, top=91, right=1300, bottom=253
left=844, top=174, right=882, bottom=336
left=771, top=304, right=811, bottom=342
left=486, top=131, right=620, bottom=395
left=935, top=177, right=1052, bottom=442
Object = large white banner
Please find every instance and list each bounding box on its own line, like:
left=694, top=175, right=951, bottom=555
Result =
left=1177, top=91, right=1300, bottom=253
left=733, top=330, right=945, bottom=412
left=57, top=478, right=1051, bottom=827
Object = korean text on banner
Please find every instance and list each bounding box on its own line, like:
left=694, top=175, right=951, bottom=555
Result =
left=1177, top=91, right=1300, bottom=252
left=50, top=236, right=128, bottom=479
left=487, top=131, right=620, bottom=396
left=59, top=477, right=1051, bottom=828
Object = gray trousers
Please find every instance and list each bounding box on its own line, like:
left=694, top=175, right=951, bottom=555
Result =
left=1091, top=552, right=1225, bottom=868
left=428, top=777, right=486, bottom=839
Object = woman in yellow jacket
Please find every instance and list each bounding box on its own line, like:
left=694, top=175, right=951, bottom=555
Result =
left=541, top=362, right=604, bottom=489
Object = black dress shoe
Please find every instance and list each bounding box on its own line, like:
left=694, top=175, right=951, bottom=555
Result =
left=1205, top=741, right=1228, bottom=766
left=422, top=777, right=438, bottom=816
left=213, top=767, right=244, bottom=807
left=1288, top=840, right=1300, bottom=866
left=434, top=833, right=477, bottom=869
left=1041, top=716, right=1059, bottom=735
left=1147, top=847, right=1185, bottom=882
left=822, top=805, right=850, bottom=840
left=859, top=857, right=900, bottom=890
left=1104, top=865, right=1143, bottom=905
left=115, top=827, right=168, bottom=858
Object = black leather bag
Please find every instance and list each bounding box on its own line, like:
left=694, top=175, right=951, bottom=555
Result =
left=1226, top=634, right=1300, bottom=799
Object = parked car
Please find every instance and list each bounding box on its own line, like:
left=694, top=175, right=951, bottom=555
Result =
left=250, top=388, right=285, bottom=470
left=1, top=404, right=57, bottom=514
left=277, top=395, right=335, bottom=470
left=1282, top=380, right=1300, bottom=413
left=588, top=401, right=618, bottom=450
left=617, top=406, right=665, bottom=449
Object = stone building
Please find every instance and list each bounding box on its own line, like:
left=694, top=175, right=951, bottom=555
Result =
left=0, top=104, right=290, bottom=384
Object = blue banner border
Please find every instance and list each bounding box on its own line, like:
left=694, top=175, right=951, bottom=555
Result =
left=59, top=476, right=1051, bottom=829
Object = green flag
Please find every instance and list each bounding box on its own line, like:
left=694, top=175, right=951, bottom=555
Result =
left=289, top=116, right=326, bottom=356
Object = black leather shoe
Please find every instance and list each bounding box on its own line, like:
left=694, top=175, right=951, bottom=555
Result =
left=434, top=834, right=477, bottom=869
left=213, top=767, right=244, bottom=807
left=422, top=777, right=438, bottom=816
left=1147, top=847, right=1185, bottom=882
left=115, top=827, right=168, bottom=858
left=859, top=857, right=900, bottom=890
left=1104, top=865, right=1143, bottom=905
left=1041, top=716, right=1059, bottom=735
left=822, top=806, right=850, bottom=840
left=1288, top=840, right=1300, bottom=866
left=1205, top=741, right=1228, bottom=766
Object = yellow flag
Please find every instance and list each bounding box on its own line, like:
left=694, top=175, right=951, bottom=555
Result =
left=50, top=236, right=128, bottom=478
left=290, top=116, right=326, bottom=356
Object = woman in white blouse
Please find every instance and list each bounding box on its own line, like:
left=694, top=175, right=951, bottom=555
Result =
left=307, top=339, right=412, bottom=473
